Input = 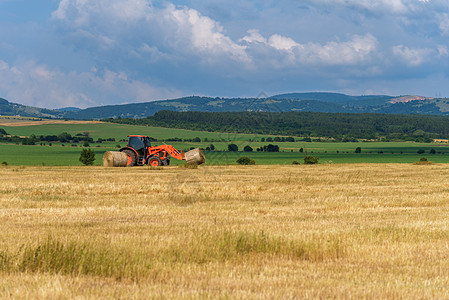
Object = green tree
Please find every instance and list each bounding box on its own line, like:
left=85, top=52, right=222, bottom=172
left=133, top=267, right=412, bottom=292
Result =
left=79, top=149, right=95, bottom=166
left=355, top=147, right=362, bottom=153
left=58, top=132, right=72, bottom=143
left=228, top=144, right=239, bottom=152
left=243, top=145, right=253, bottom=152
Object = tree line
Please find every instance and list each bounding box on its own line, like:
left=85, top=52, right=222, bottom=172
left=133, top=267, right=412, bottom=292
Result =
left=0, top=130, right=116, bottom=146
left=103, top=110, right=449, bottom=141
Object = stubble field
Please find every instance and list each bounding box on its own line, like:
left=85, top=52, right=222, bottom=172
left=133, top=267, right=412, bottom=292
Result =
left=1, top=164, right=449, bottom=298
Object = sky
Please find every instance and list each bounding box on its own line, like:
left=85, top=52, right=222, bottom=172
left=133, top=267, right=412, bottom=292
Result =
left=1, top=0, right=449, bottom=109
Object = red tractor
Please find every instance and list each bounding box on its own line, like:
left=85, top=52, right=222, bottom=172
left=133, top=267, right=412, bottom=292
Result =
left=119, top=135, right=186, bottom=167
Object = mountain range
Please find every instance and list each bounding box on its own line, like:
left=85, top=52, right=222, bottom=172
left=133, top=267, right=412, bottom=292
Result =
left=1, top=93, right=449, bottom=120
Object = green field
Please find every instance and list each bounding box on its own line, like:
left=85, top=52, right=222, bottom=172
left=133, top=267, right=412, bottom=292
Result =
left=1, top=122, right=449, bottom=165
left=3, top=122, right=261, bottom=142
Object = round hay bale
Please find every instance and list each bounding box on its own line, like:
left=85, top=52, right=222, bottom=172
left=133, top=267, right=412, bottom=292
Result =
left=103, top=151, right=128, bottom=167
left=185, top=148, right=206, bottom=165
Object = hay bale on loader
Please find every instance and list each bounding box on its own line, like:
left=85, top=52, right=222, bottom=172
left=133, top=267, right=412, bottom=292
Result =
left=103, top=151, right=128, bottom=167
left=185, top=148, right=206, bottom=165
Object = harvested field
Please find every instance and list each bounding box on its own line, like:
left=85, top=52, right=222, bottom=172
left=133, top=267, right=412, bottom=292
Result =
left=1, top=164, right=449, bottom=298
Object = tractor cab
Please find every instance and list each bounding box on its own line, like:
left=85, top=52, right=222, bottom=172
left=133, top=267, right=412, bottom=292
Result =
left=127, top=135, right=151, bottom=156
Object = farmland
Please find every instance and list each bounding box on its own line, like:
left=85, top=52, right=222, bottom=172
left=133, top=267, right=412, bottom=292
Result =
left=1, top=164, right=449, bottom=298
left=1, top=120, right=449, bottom=165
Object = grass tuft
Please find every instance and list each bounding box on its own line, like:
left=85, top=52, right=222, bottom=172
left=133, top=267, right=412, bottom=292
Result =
left=179, top=162, right=199, bottom=169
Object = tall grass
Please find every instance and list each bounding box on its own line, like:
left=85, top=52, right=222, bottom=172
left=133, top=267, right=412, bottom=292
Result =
left=1, top=232, right=345, bottom=280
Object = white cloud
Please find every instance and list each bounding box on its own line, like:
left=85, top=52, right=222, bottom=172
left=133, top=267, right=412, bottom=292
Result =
left=438, top=13, right=449, bottom=35
left=304, top=0, right=431, bottom=15
left=438, top=45, right=449, bottom=57
left=304, top=34, right=378, bottom=65
left=0, top=60, right=180, bottom=108
left=163, top=4, right=250, bottom=63
left=239, top=29, right=267, bottom=44
left=268, top=34, right=302, bottom=51
left=242, top=31, right=378, bottom=67
left=52, top=0, right=151, bottom=25
left=53, top=0, right=250, bottom=64
left=392, top=45, right=432, bottom=66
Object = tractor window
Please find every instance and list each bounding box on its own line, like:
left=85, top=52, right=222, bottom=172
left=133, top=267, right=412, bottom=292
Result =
left=128, top=136, right=145, bottom=153
left=143, top=137, right=151, bottom=148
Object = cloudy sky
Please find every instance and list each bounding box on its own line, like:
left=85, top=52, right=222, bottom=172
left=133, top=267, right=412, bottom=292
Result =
left=1, top=0, right=449, bottom=108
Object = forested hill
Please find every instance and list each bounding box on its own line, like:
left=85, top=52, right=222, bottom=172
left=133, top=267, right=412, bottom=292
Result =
left=104, top=110, right=449, bottom=141
left=2, top=93, right=449, bottom=119
left=63, top=94, right=449, bottom=119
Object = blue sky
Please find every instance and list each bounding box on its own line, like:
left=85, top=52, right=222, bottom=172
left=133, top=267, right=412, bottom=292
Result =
left=1, top=0, right=449, bottom=108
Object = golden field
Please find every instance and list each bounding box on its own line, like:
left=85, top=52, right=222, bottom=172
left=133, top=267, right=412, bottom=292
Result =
left=1, top=164, right=449, bottom=299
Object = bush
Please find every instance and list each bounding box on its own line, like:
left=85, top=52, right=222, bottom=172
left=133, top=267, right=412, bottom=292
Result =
left=304, top=155, right=319, bottom=165
left=79, top=149, right=95, bottom=166
left=22, top=138, right=35, bottom=145
left=292, top=161, right=300, bottom=165
left=413, top=157, right=432, bottom=165
left=1, top=161, right=8, bottom=166
left=236, top=157, right=255, bottom=165
left=355, top=147, right=361, bottom=153
left=417, top=149, right=425, bottom=154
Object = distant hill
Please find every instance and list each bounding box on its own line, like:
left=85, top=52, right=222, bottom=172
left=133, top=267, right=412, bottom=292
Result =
left=56, top=107, right=82, bottom=112
left=0, top=98, right=64, bottom=118
left=1, top=93, right=449, bottom=120
left=272, top=92, right=393, bottom=107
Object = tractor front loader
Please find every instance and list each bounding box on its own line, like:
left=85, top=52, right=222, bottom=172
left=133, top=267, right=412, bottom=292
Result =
left=119, top=135, right=205, bottom=167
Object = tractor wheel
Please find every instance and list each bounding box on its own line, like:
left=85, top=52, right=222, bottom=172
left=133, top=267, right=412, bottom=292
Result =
left=122, top=149, right=136, bottom=167
left=149, top=157, right=162, bottom=167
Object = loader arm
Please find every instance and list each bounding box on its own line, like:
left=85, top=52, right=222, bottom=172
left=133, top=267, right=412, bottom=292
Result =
left=148, top=145, right=185, bottom=161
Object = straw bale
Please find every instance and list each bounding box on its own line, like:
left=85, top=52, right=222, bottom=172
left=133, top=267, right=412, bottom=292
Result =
left=185, top=148, right=206, bottom=165
left=103, top=151, right=128, bottom=167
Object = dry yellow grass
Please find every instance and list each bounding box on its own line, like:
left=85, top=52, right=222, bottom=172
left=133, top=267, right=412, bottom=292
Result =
left=1, top=164, right=449, bottom=298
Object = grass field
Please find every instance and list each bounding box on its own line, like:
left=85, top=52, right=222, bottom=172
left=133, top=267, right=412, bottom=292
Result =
left=1, top=121, right=261, bottom=142
left=1, top=164, right=449, bottom=298
left=2, top=121, right=449, bottom=165
left=1, top=143, right=449, bottom=166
